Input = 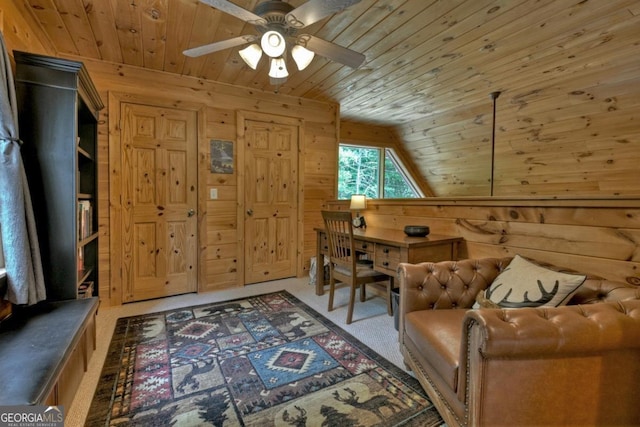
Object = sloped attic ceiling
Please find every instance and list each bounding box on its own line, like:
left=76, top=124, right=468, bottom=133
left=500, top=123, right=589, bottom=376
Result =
left=13, top=0, right=631, bottom=125
left=12, top=0, right=640, bottom=197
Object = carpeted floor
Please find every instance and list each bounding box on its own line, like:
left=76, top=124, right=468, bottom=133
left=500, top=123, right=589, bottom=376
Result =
left=83, top=288, right=443, bottom=426
left=66, top=278, right=444, bottom=426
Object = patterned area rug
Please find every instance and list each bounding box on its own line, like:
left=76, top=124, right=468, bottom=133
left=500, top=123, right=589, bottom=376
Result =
left=86, top=291, right=443, bottom=426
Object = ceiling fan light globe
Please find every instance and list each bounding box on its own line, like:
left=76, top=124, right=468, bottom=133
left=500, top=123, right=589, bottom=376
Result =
left=261, top=30, right=286, bottom=57
left=239, top=44, right=262, bottom=69
left=291, top=45, right=314, bottom=70
left=270, top=76, right=288, bottom=86
left=268, top=57, right=289, bottom=79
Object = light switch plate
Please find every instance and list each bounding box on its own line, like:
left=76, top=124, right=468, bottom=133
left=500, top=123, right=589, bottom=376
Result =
left=210, top=188, right=218, bottom=199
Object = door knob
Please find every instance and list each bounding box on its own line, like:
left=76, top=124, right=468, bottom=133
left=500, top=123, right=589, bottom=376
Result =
left=247, top=208, right=254, bottom=216
left=187, top=209, right=195, bottom=217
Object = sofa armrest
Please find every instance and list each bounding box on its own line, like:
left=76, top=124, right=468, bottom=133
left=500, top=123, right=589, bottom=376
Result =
left=461, top=300, right=640, bottom=358
left=458, top=300, right=640, bottom=425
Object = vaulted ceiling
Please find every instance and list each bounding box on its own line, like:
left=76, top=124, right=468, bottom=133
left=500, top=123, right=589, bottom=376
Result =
left=15, top=0, right=624, bottom=126
left=8, top=0, right=640, bottom=198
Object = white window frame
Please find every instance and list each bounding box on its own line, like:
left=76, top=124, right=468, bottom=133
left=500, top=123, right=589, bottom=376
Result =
left=383, top=147, right=423, bottom=198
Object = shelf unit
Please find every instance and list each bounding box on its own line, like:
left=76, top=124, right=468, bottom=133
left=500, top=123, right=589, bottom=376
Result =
left=15, top=51, right=104, bottom=301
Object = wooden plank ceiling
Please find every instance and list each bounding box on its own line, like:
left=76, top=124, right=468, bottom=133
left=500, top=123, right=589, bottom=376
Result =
left=16, top=0, right=639, bottom=127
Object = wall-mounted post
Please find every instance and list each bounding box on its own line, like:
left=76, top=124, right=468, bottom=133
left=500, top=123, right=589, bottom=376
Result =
left=489, top=91, right=501, bottom=196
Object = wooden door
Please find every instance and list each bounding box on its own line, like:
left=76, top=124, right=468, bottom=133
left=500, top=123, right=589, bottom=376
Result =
left=244, top=119, right=299, bottom=284
left=121, top=103, right=198, bottom=302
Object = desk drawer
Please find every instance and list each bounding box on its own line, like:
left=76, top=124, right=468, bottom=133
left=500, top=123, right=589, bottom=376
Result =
left=319, top=234, right=373, bottom=256
left=354, top=239, right=374, bottom=255
left=408, top=244, right=455, bottom=264
left=375, top=244, right=401, bottom=271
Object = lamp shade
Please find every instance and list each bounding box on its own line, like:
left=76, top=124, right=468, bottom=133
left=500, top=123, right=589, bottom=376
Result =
left=350, top=194, right=366, bottom=210
left=291, top=45, right=314, bottom=70
left=239, top=44, right=262, bottom=69
left=268, top=57, right=288, bottom=79
left=261, top=30, right=286, bottom=58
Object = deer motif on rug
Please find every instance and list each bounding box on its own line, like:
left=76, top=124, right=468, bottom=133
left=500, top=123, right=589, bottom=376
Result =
left=176, top=359, right=215, bottom=393
left=333, top=387, right=402, bottom=420
left=269, top=311, right=314, bottom=338
left=282, top=405, right=307, bottom=427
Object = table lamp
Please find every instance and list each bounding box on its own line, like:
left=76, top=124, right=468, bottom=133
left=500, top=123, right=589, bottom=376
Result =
left=350, top=194, right=367, bottom=228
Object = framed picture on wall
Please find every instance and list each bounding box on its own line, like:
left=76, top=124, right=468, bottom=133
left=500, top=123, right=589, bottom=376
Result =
left=210, top=139, right=234, bottom=174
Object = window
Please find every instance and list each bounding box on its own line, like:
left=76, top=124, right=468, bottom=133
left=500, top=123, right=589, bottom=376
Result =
left=338, top=144, right=422, bottom=199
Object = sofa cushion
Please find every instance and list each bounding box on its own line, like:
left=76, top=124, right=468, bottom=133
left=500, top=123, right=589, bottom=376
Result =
left=405, top=308, right=466, bottom=392
left=568, top=277, right=640, bottom=305
left=484, top=255, right=586, bottom=308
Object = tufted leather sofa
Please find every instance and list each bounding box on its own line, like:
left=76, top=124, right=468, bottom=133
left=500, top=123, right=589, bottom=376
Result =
left=398, top=257, right=640, bottom=427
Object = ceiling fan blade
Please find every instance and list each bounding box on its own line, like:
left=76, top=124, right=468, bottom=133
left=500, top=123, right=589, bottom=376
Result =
left=286, top=0, right=362, bottom=29
left=297, top=35, right=365, bottom=69
left=199, top=0, right=267, bottom=26
left=183, top=35, right=257, bottom=57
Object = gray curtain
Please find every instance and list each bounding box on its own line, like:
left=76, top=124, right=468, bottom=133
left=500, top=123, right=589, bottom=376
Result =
left=0, top=32, right=46, bottom=305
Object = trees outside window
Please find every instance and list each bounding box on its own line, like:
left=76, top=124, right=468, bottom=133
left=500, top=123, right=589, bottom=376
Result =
left=338, top=144, right=422, bottom=199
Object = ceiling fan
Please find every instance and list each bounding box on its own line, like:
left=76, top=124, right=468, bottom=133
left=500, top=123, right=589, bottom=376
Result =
left=183, top=0, right=366, bottom=84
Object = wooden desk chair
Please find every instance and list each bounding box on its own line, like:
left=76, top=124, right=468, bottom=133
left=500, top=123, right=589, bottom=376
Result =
left=321, top=210, right=392, bottom=324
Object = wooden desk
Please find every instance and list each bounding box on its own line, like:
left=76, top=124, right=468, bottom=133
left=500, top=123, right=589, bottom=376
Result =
left=314, top=227, right=462, bottom=296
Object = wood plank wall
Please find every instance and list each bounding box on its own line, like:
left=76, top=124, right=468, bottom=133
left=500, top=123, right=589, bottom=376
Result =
left=326, top=198, right=640, bottom=286
left=87, top=59, right=338, bottom=304
left=0, top=1, right=51, bottom=55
